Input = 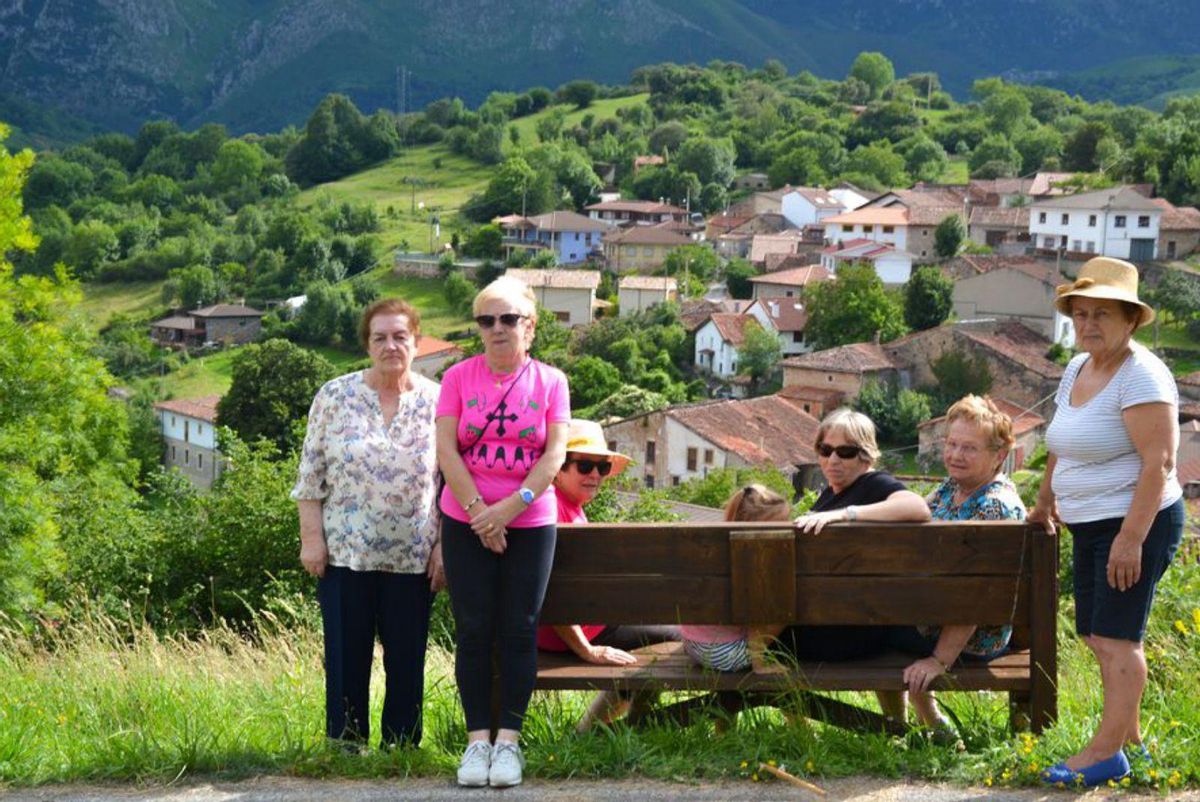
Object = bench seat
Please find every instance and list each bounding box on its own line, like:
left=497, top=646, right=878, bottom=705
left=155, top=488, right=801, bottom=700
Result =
left=536, top=641, right=1033, bottom=693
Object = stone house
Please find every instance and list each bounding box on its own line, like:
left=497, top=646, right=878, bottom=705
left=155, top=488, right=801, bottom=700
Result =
left=749, top=230, right=808, bottom=268
left=952, top=263, right=1075, bottom=346
left=775, top=384, right=846, bottom=421
left=917, top=397, right=1047, bottom=472
left=780, top=341, right=897, bottom=398
left=601, top=396, right=822, bottom=491
left=749, top=263, right=831, bottom=299
left=618, top=275, right=678, bottom=316
left=150, top=303, right=264, bottom=348
left=1152, top=198, right=1200, bottom=259
left=154, top=395, right=223, bottom=490
left=967, top=206, right=1032, bottom=253
left=504, top=268, right=601, bottom=327
left=602, top=225, right=691, bottom=273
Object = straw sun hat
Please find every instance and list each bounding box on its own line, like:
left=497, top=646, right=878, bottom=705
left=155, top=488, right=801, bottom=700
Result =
left=1053, top=256, right=1155, bottom=329
left=563, top=419, right=630, bottom=476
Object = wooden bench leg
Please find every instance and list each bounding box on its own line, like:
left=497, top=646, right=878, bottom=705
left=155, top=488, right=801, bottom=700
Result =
left=1009, top=690, right=1031, bottom=732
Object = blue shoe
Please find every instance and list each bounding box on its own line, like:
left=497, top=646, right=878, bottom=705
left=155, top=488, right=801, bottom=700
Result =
left=1041, top=751, right=1130, bottom=787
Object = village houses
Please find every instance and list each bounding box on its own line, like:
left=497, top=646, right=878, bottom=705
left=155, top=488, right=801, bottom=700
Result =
left=602, top=225, right=692, bottom=273
left=693, top=312, right=754, bottom=382
left=585, top=199, right=688, bottom=227
left=748, top=263, right=831, bottom=299
left=1028, top=185, right=1161, bottom=261
left=504, top=268, right=601, bottom=327
left=617, top=275, right=678, bottom=316
left=746, top=296, right=810, bottom=357
left=601, top=395, right=822, bottom=491
left=495, top=210, right=612, bottom=265
left=951, top=262, right=1075, bottom=346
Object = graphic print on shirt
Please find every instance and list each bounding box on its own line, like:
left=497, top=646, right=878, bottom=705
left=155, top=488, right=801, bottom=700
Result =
left=461, top=390, right=542, bottom=473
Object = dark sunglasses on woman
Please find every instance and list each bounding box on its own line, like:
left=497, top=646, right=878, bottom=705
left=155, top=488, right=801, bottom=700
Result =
left=568, top=458, right=613, bottom=476
left=474, top=313, right=527, bottom=328
left=817, top=443, right=863, bottom=459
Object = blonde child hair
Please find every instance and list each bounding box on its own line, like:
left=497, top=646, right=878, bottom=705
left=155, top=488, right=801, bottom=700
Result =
left=724, top=483, right=791, bottom=523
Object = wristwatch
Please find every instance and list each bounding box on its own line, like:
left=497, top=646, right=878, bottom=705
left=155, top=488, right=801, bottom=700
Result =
left=517, top=487, right=536, bottom=506
left=844, top=505, right=858, bottom=522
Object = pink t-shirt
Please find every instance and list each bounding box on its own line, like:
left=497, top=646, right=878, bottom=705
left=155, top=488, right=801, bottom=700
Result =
left=436, top=355, right=570, bottom=528
left=537, top=494, right=606, bottom=652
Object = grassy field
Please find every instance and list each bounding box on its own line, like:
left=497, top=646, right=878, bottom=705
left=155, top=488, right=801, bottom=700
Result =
left=0, top=548, right=1197, bottom=788
left=366, top=266, right=470, bottom=339
left=1136, top=319, right=1200, bottom=376
left=296, top=94, right=649, bottom=255
left=76, top=280, right=166, bottom=328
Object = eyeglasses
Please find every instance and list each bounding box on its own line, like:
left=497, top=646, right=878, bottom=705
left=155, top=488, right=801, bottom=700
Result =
left=567, top=458, right=613, bottom=476
left=817, top=443, right=864, bottom=460
left=475, top=313, right=527, bottom=329
left=943, top=440, right=995, bottom=458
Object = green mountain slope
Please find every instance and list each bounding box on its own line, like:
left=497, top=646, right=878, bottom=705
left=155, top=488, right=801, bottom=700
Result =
left=2, top=1, right=1198, bottom=138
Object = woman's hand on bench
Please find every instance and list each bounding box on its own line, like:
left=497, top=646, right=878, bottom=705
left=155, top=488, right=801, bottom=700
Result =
left=584, top=645, right=639, bottom=666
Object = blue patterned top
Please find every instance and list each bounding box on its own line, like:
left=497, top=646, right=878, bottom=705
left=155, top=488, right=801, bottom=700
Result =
left=291, top=371, right=441, bottom=574
left=923, top=474, right=1027, bottom=658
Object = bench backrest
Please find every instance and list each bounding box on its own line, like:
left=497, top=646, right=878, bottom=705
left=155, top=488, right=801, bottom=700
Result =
left=541, top=521, right=1056, bottom=651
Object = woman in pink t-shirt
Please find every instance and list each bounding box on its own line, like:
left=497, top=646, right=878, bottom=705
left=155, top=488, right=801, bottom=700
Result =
left=436, top=276, right=569, bottom=789
left=534, top=419, right=679, bottom=731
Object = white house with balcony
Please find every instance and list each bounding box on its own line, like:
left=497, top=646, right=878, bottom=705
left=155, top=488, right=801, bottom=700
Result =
left=1029, top=186, right=1161, bottom=262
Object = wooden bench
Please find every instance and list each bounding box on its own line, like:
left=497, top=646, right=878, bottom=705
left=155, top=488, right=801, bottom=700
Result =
left=536, top=520, right=1058, bottom=733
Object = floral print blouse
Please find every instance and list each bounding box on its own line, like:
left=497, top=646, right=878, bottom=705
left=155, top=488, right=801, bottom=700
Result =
left=291, top=370, right=441, bottom=574
left=923, top=474, right=1027, bottom=658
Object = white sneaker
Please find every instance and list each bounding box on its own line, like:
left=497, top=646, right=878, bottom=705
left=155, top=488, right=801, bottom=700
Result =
left=488, top=741, right=525, bottom=788
left=456, top=741, right=492, bottom=787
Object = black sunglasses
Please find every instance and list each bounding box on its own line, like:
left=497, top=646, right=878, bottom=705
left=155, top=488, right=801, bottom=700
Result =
left=567, top=458, right=613, bottom=476
left=817, top=443, right=864, bottom=459
left=475, top=313, right=527, bottom=329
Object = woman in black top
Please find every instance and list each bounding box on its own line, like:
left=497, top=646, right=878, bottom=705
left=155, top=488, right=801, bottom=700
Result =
left=780, top=408, right=930, bottom=719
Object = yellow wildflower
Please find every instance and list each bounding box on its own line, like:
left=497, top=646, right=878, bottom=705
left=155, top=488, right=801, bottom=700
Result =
left=1175, top=619, right=1189, bottom=635
left=751, top=773, right=759, bottom=782
left=1149, top=769, right=1158, bottom=779
left=984, top=777, right=993, bottom=787
left=1193, top=607, right=1200, bottom=628
left=547, top=754, right=555, bottom=762
left=1120, top=777, right=1131, bottom=787
left=768, top=759, right=776, bottom=767
left=806, top=760, right=815, bottom=773
left=740, top=760, right=748, bottom=769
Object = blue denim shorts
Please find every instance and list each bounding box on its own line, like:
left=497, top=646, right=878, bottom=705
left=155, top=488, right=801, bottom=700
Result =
left=1071, top=499, right=1184, bottom=643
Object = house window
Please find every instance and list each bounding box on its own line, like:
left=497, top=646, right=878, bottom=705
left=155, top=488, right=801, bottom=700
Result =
left=644, top=475, right=655, bottom=489
left=171, top=445, right=176, bottom=461
left=672, top=476, right=681, bottom=486
left=704, top=449, right=714, bottom=464
left=867, top=225, right=876, bottom=233
left=171, top=415, right=176, bottom=427
left=1072, top=240, right=1081, bottom=251
left=184, top=420, right=190, bottom=442
left=1043, top=236, right=1056, bottom=248
left=623, top=245, right=635, bottom=256
left=643, top=247, right=654, bottom=256
left=197, top=424, right=204, bottom=435
left=1061, top=213, right=1069, bottom=225
left=792, top=331, right=804, bottom=343
left=687, top=447, right=698, bottom=471
left=184, top=449, right=190, bottom=466
left=555, top=311, right=570, bottom=323
left=645, top=441, right=656, bottom=463
left=198, top=453, right=203, bottom=470
left=842, top=224, right=853, bottom=233
left=1088, top=214, right=1097, bottom=227
left=1114, top=215, right=1127, bottom=228
left=882, top=225, right=894, bottom=233
left=1137, top=215, right=1150, bottom=228
left=1168, top=240, right=1177, bottom=258
left=786, top=290, right=794, bottom=297
left=1086, top=241, right=1096, bottom=252
left=1038, top=212, right=1047, bottom=224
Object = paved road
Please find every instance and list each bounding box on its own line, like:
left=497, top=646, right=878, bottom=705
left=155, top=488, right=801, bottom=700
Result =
left=3, top=777, right=1198, bottom=802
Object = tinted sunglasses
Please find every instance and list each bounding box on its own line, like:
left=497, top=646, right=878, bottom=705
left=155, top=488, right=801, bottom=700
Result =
left=475, top=313, right=527, bottom=329
left=567, top=458, right=613, bottom=476
left=817, top=443, right=864, bottom=459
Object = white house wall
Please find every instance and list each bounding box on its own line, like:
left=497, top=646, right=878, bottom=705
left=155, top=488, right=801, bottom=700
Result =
left=694, top=320, right=739, bottom=377
left=1029, top=207, right=1160, bottom=259
left=664, top=417, right=727, bottom=484
left=159, top=411, right=216, bottom=449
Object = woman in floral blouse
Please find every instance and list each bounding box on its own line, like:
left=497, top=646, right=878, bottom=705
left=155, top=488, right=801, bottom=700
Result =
left=292, top=298, right=443, bottom=749
left=890, top=394, right=1026, bottom=737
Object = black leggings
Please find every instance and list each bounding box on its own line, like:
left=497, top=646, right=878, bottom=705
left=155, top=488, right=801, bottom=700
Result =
left=441, top=516, right=557, bottom=732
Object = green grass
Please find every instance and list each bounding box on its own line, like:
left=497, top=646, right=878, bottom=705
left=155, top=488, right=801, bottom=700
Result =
left=505, top=95, right=648, bottom=152
left=77, top=280, right=167, bottom=328
left=937, top=157, right=968, bottom=185
left=144, top=348, right=240, bottom=399
left=364, top=267, right=470, bottom=340
left=1135, top=319, right=1200, bottom=375
left=2, top=548, right=1198, bottom=789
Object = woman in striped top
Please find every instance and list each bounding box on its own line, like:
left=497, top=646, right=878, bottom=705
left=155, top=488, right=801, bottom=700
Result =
left=1031, top=257, right=1183, bottom=788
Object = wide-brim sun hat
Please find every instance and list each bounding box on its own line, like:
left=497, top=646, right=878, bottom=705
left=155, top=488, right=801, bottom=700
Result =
left=563, top=419, right=630, bottom=476
left=1054, top=256, right=1155, bottom=329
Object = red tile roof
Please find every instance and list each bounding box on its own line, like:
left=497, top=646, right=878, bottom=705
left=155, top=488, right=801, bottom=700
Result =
left=1151, top=198, right=1200, bottom=231
left=619, top=275, right=678, bottom=291
left=191, top=304, right=263, bottom=318
left=586, top=199, right=687, bottom=214
left=154, top=395, right=221, bottom=423
left=825, top=207, right=909, bottom=226
left=968, top=206, right=1030, bottom=227
left=416, top=336, right=462, bottom=358
left=707, top=313, right=756, bottom=346
left=604, top=226, right=691, bottom=246
left=781, top=342, right=895, bottom=373
left=957, top=322, right=1064, bottom=380
left=918, top=397, right=1045, bottom=437
left=505, top=268, right=601, bottom=289
left=668, top=396, right=820, bottom=466
left=749, top=263, right=832, bottom=287
left=777, top=384, right=846, bottom=405
left=524, top=210, right=613, bottom=233
left=752, top=297, right=808, bottom=332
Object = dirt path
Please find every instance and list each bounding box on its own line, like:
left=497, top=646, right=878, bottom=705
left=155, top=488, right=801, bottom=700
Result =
left=2, top=777, right=1198, bottom=801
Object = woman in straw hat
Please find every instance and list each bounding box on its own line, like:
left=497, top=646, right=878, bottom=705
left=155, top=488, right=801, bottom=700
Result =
left=535, top=419, right=680, bottom=731
left=1031, top=257, right=1184, bottom=787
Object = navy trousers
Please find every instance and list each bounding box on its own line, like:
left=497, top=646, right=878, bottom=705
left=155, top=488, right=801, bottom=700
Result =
left=317, top=565, right=433, bottom=746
